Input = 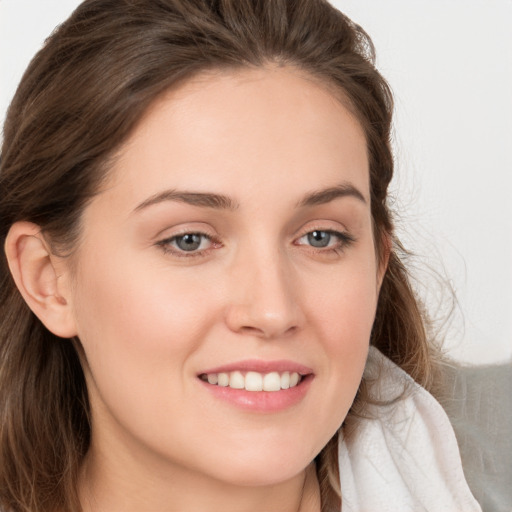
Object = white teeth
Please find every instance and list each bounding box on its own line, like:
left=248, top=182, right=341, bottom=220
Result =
left=229, top=371, right=245, bottom=389
left=245, top=371, right=263, bottom=391
left=217, top=373, right=229, bottom=387
left=281, top=371, right=290, bottom=389
left=263, top=372, right=281, bottom=392
left=202, top=370, right=303, bottom=391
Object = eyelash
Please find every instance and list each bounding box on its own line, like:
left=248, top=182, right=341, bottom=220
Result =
left=295, top=228, right=356, bottom=254
left=156, top=228, right=355, bottom=258
left=156, top=232, right=221, bottom=258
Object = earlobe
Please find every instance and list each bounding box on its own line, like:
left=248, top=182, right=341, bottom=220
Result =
left=5, top=222, right=78, bottom=338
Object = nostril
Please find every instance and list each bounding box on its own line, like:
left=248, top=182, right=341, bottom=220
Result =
left=240, top=325, right=262, bottom=334
left=238, top=323, right=298, bottom=339
left=224, top=282, right=303, bottom=338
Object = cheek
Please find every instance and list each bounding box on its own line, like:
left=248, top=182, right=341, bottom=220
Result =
left=74, top=253, right=217, bottom=354
left=70, top=254, right=228, bottom=456
left=311, top=256, right=380, bottom=344
left=70, top=250, right=225, bottom=422
left=304, top=258, right=379, bottom=419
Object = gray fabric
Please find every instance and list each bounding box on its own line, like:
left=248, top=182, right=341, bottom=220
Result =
left=442, top=362, right=512, bottom=512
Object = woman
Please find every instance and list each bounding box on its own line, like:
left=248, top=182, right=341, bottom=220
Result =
left=0, top=1, right=480, bottom=511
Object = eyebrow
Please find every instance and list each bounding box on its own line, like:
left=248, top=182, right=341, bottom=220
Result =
left=296, top=183, right=367, bottom=207
left=133, top=182, right=366, bottom=214
left=133, top=190, right=239, bottom=213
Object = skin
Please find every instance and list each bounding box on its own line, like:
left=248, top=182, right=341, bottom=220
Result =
left=7, top=65, right=387, bottom=512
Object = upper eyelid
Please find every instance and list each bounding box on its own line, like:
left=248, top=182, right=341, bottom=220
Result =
left=294, top=218, right=349, bottom=233
left=156, top=225, right=351, bottom=241
left=165, top=231, right=212, bottom=240
left=155, top=224, right=216, bottom=241
left=158, top=231, right=216, bottom=247
left=294, top=224, right=353, bottom=240
left=295, top=229, right=354, bottom=245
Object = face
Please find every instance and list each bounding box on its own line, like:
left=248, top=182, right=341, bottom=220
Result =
left=67, top=66, right=384, bottom=488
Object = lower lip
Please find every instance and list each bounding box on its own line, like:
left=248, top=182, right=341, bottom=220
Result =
left=198, top=375, right=313, bottom=413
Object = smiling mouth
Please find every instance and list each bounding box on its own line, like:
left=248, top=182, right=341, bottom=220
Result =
left=199, top=370, right=304, bottom=392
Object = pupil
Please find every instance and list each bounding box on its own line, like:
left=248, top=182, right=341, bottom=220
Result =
left=177, top=234, right=201, bottom=251
left=308, top=231, right=330, bottom=248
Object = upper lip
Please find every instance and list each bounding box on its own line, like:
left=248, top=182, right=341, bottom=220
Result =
left=198, top=359, right=314, bottom=376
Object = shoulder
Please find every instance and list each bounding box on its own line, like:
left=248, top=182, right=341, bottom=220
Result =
left=338, top=347, right=482, bottom=512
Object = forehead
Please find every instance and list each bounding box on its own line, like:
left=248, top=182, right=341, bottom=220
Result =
left=103, top=65, right=369, bottom=209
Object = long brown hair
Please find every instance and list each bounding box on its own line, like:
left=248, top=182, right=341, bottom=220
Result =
left=0, top=1, right=437, bottom=510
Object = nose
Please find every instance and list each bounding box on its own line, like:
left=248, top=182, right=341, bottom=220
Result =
left=224, top=249, right=303, bottom=339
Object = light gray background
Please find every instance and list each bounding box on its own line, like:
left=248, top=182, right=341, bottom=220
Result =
left=1, top=0, right=511, bottom=365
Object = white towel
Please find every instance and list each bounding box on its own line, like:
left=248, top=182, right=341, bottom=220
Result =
left=338, top=347, right=482, bottom=512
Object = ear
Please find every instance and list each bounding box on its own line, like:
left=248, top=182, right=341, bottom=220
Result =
left=5, top=222, right=78, bottom=338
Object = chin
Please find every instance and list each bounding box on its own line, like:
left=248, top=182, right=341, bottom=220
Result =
left=213, top=461, right=308, bottom=488
left=195, top=437, right=320, bottom=487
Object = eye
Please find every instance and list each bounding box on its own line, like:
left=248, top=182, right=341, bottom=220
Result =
left=173, top=233, right=207, bottom=252
left=296, top=229, right=354, bottom=251
left=157, top=232, right=215, bottom=255
left=304, top=230, right=333, bottom=248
